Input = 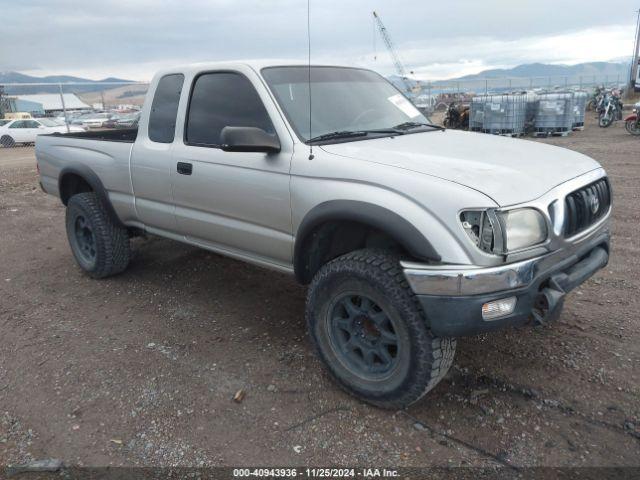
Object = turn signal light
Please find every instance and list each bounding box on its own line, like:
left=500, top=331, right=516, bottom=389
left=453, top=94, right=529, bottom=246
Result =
left=482, top=297, right=517, bottom=320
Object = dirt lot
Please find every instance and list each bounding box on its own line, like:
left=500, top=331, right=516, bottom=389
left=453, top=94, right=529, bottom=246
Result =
left=0, top=117, right=638, bottom=470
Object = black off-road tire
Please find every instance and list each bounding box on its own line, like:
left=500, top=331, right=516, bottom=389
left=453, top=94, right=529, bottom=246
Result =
left=65, top=192, right=130, bottom=278
left=1, top=135, right=15, bottom=147
left=306, top=249, right=456, bottom=409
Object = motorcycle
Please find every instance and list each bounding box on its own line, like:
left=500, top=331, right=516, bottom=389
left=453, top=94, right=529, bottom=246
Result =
left=625, top=102, right=640, bottom=136
left=587, top=86, right=604, bottom=111
left=443, top=102, right=469, bottom=129
left=598, top=92, right=623, bottom=128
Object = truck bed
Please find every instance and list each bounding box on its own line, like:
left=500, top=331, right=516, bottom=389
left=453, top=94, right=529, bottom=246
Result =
left=36, top=130, right=137, bottom=222
left=48, top=128, right=138, bottom=143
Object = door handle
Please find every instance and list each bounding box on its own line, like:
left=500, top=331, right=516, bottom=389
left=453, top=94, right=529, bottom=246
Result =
left=177, top=162, right=193, bottom=175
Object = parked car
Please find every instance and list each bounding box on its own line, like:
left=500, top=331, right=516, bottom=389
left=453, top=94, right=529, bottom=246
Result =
left=115, top=112, right=140, bottom=128
left=0, top=118, right=84, bottom=147
left=78, top=112, right=116, bottom=129
left=35, top=62, right=611, bottom=408
left=56, top=111, right=85, bottom=125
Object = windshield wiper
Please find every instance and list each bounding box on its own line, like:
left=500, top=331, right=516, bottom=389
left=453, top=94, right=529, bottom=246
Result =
left=307, top=130, right=369, bottom=143
left=392, top=121, right=444, bottom=131
left=307, top=129, right=402, bottom=143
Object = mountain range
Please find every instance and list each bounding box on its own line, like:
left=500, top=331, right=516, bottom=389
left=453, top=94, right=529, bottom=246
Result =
left=451, top=61, right=629, bottom=81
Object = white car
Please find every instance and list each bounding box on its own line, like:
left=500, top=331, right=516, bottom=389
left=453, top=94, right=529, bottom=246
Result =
left=0, top=118, right=84, bottom=147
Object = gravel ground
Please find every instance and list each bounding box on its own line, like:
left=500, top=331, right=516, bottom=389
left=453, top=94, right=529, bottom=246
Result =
left=0, top=116, right=638, bottom=469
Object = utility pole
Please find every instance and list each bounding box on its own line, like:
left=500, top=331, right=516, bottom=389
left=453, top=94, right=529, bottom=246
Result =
left=629, top=9, right=640, bottom=96
left=0, top=85, right=5, bottom=118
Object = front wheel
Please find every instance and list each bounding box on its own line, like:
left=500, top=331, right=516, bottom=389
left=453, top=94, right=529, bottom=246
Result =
left=306, top=249, right=456, bottom=409
left=599, top=113, right=613, bottom=128
left=625, top=119, right=640, bottom=135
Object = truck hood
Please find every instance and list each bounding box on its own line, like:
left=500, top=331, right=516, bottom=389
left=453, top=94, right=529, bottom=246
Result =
left=320, top=129, right=601, bottom=206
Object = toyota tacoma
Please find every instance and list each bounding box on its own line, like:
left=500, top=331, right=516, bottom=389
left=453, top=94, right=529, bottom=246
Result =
left=35, top=62, right=612, bottom=408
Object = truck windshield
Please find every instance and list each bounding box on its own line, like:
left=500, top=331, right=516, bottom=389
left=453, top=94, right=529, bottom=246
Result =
left=261, top=66, right=431, bottom=144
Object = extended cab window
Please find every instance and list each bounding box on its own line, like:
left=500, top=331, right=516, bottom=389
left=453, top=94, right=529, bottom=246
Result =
left=186, top=72, right=275, bottom=147
left=148, top=73, right=184, bottom=143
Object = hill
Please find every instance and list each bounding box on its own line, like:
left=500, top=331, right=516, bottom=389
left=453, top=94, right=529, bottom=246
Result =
left=0, top=72, right=135, bottom=95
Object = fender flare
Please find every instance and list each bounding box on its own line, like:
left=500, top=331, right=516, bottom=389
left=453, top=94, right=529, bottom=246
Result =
left=58, top=164, right=124, bottom=228
left=293, top=200, right=441, bottom=283
left=624, top=114, right=637, bottom=122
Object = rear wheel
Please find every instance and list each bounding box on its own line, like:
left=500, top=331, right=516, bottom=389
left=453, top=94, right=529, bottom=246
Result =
left=65, top=192, right=130, bottom=278
left=306, top=249, right=456, bottom=409
left=0, top=135, right=15, bottom=147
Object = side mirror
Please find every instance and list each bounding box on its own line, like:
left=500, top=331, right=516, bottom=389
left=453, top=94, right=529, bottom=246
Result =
left=220, top=126, right=280, bottom=153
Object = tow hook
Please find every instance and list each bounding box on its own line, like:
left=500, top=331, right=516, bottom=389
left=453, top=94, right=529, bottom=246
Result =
left=532, top=287, right=565, bottom=325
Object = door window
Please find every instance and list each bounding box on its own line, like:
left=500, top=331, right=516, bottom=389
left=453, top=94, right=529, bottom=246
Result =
left=185, top=72, right=275, bottom=147
left=9, top=121, right=26, bottom=128
left=148, top=73, right=184, bottom=143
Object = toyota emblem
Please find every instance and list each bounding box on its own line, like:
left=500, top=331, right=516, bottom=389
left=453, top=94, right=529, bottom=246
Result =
left=590, top=194, right=600, bottom=214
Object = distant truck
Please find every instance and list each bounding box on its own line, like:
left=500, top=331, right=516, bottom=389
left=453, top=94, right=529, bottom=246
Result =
left=35, top=62, right=611, bottom=408
left=3, top=112, right=33, bottom=120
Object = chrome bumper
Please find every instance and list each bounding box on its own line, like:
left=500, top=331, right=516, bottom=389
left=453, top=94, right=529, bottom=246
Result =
left=402, top=218, right=611, bottom=296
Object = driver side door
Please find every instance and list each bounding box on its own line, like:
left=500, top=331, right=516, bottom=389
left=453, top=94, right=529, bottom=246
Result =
left=171, top=69, right=294, bottom=270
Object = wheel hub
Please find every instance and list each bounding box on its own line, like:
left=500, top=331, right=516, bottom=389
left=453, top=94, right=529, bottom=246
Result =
left=74, top=215, right=97, bottom=261
left=328, top=294, right=399, bottom=377
left=353, top=315, right=381, bottom=344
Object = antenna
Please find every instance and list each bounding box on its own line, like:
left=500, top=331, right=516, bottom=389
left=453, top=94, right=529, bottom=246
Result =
left=307, top=0, right=314, bottom=160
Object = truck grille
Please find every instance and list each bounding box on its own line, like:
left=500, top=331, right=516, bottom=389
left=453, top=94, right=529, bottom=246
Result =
left=564, top=178, right=611, bottom=237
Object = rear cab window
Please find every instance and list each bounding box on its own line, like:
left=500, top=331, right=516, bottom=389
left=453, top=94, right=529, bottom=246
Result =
left=148, top=73, right=184, bottom=143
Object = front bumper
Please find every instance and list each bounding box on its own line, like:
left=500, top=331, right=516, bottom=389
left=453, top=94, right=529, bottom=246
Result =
left=402, top=221, right=610, bottom=337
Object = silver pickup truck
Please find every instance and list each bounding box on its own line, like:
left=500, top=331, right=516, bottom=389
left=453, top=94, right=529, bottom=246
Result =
left=36, top=61, right=611, bottom=408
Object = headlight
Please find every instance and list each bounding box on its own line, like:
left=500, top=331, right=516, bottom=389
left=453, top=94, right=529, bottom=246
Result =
left=497, top=208, right=547, bottom=251
left=460, top=207, right=547, bottom=254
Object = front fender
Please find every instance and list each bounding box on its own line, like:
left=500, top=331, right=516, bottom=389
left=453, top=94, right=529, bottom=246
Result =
left=294, top=200, right=441, bottom=282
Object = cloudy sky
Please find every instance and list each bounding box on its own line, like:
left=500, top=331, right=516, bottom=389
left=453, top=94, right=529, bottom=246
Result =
left=1, top=0, right=637, bottom=81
